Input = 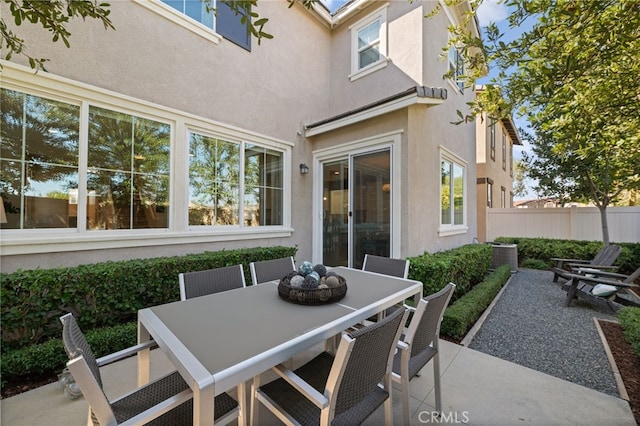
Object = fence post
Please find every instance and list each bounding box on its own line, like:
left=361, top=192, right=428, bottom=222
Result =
left=570, top=206, right=578, bottom=240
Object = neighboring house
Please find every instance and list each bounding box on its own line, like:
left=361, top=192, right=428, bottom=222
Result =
left=475, top=86, right=522, bottom=242
left=0, top=0, right=480, bottom=272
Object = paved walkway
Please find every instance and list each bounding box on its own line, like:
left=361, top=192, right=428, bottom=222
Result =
left=468, top=268, right=619, bottom=395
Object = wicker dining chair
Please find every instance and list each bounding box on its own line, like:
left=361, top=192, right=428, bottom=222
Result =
left=249, top=256, right=296, bottom=285
left=392, top=283, right=456, bottom=424
left=362, top=254, right=409, bottom=279
left=362, top=254, right=410, bottom=321
left=251, top=306, right=408, bottom=426
left=60, top=313, right=239, bottom=426
left=179, top=264, right=246, bottom=300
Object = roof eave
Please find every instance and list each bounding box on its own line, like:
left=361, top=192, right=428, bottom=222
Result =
left=305, top=86, right=447, bottom=137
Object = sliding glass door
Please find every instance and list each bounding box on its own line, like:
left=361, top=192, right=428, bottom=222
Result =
left=321, top=149, right=391, bottom=268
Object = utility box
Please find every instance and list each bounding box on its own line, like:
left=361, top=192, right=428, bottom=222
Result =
left=490, top=243, right=518, bottom=273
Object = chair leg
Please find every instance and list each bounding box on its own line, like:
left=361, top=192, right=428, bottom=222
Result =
left=433, top=352, right=442, bottom=415
left=384, top=394, right=393, bottom=426
left=401, top=375, right=410, bottom=425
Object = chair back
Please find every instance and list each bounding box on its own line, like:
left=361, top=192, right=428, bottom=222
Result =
left=327, top=306, right=408, bottom=423
left=61, top=313, right=102, bottom=387
left=362, top=254, right=409, bottom=279
left=61, top=313, right=116, bottom=425
left=405, top=283, right=455, bottom=360
left=179, top=264, right=246, bottom=300
left=249, top=257, right=295, bottom=285
left=592, top=244, right=621, bottom=266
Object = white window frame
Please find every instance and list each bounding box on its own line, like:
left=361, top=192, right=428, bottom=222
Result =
left=438, top=147, right=468, bottom=236
left=349, top=4, right=389, bottom=81
left=133, top=0, right=222, bottom=44
left=0, top=62, right=293, bottom=256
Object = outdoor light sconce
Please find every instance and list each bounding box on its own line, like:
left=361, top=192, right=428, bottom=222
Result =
left=300, top=163, right=310, bottom=175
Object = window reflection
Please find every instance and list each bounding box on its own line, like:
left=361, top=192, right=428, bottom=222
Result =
left=0, top=89, right=79, bottom=229
left=244, top=144, right=283, bottom=226
left=87, top=106, right=170, bottom=230
left=188, top=134, right=240, bottom=225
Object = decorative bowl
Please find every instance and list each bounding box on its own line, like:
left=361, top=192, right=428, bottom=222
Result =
left=278, top=269, right=347, bottom=305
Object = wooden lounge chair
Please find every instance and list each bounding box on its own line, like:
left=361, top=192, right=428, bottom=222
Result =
left=562, top=267, right=640, bottom=313
left=551, top=244, right=621, bottom=282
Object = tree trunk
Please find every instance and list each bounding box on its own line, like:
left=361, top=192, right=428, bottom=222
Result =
left=598, top=204, right=610, bottom=246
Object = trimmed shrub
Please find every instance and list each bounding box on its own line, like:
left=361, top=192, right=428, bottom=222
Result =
left=1, top=246, right=297, bottom=351
left=1, top=321, right=137, bottom=389
left=408, top=244, right=492, bottom=299
left=521, top=258, right=550, bottom=270
left=495, top=237, right=640, bottom=275
left=618, top=307, right=640, bottom=359
left=440, top=265, right=511, bottom=340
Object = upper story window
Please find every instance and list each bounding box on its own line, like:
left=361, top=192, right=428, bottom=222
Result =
left=502, top=133, right=507, bottom=170
left=490, top=123, right=496, bottom=161
left=158, top=0, right=251, bottom=50
left=448, top=44, right=464, bottom=92
left=440, top=149, right=467, bottom=234
left=509, top=141, right=514, bottom=177
left=349, top=5, right=388, bottom=81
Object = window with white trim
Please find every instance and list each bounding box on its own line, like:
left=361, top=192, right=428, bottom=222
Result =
left=188, top=134, right=283, bottom=226
left=502, top=133, right=507, bottom=170
left=350, top=6, right=388, bottom=80
left=1, top=88, right=171, bottom=230
left=1, top=86, right=287, bottom=234
left=448, top=44, right=464, bottom=92
left=160, top=0, right=251, bottom=50
left=440, top=150, right=466, bottom=230
left=490, top=122, right=496, bottom=161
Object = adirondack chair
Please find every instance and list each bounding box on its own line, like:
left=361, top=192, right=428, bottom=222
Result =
left=562, top=267, right=640, bottom=313
left=551, top=244, right=621, bottom=282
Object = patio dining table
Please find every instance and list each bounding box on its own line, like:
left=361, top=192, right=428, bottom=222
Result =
left=137, top=266, right=422, bottom=426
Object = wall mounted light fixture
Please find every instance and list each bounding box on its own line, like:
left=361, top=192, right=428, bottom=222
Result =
left=299, top=163, right=310, bottom=175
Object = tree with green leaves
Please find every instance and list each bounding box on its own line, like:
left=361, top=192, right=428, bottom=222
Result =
left=1, top=0, right=317, bottom=70
left=442, top=0, right=640, bottom=245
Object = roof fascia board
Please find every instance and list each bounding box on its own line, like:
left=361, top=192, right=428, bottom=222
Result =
left=310, top=0, right=373, bottom=28
left=305, top=93, right=444, bottom=137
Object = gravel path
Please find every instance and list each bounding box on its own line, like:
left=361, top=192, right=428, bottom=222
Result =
left=468, top=268, right=619, bottom=396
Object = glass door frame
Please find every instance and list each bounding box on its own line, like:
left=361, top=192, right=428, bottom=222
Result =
left=311, top=131, right=402, bottom=267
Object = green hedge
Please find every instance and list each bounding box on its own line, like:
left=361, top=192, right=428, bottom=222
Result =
left=618, top=307, right=640, bottom=359
left=440, top=264, right=512, bottom=340
left=1, top=321, right=137, bottom=389
left=494, top=237, right=640, bottom=275
left=408, top=243, right=493, bottom=299
left=1, top=246, right=297, bottom=352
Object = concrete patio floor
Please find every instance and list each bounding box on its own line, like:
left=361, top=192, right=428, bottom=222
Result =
left=1, top=338, right=635, bottom=425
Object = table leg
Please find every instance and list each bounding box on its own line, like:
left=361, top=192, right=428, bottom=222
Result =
left=194, top=384, right=215, bottom=426
left=137, top=322, right=151, bottom=386
left=565, top=277, right=579, bottom=307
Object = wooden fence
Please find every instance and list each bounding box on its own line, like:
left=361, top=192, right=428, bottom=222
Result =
left=486, top=206, right=640, bottom=243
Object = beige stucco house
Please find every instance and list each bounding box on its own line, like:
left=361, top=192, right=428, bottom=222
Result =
left=0, top=0, right=480, bottom=272
left=475, top=86, right=523, bottom=242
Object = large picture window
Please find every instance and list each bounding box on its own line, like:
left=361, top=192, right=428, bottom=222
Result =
left=1, top=67, right=291, bottom=254
left=440, top=150, right=466, bottom=232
